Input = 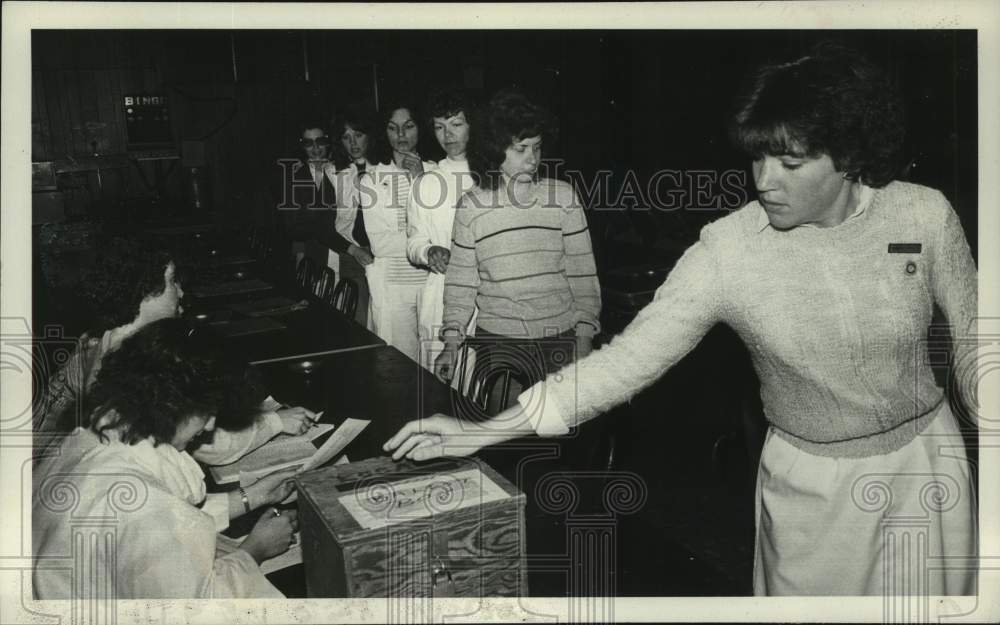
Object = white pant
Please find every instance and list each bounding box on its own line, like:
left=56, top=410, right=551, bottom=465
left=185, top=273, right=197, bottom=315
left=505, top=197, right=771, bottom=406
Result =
left=369, top=280, right=423, bottom=363
left=754, top=400, right=975, bottom=596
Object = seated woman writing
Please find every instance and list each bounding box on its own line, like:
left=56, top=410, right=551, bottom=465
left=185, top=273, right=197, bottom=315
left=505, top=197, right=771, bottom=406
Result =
left=33, top=318, right=298, bottom=599
left=34, top=236, right=317, bottom=463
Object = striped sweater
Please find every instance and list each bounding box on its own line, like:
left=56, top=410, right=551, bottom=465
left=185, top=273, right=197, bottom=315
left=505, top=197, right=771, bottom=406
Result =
left=441, top=178, right=601, bottom=340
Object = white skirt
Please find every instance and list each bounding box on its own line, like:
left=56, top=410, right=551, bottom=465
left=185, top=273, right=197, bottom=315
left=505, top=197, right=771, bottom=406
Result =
left=753, top=400, right=976, bottom=596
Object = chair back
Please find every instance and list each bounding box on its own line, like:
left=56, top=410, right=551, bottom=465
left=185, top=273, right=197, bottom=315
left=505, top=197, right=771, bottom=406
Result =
left=316, top=267, right=337, bottom=303
left=456, top=338, right=536, bottom=418
left=295, top=256, right=317, bottom=294
left=331, top=277, right=358, bottom=319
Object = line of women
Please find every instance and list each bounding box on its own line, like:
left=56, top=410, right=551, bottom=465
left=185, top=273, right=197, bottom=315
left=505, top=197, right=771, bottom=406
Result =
left=386, top=42, right=980, bottom=597
left=286, top=88, right=600, bottom=389
left=31, top=85, right=602, bottom=600
left=32, top=40, right=980, bottom=599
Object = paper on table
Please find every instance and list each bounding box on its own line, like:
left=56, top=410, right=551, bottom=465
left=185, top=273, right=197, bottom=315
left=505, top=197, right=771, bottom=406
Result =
left=337, top=467, right=509, bottom=530
left=209, top=413, right=328, bottom=485
left=299, top=419, right=369, bottom=472
left=259, top=395, right=282, bottom=412
left=225, top=438, right=316, bottom=485
left=234, top=418, right=367, bottom=486
left=279, top=454, right=348, bottom=505
left=274, top=418, right=332, bottom=443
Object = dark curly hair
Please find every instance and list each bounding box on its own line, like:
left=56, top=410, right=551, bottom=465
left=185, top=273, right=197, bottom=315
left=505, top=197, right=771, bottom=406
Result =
left=86, top=318, right=256, bottom=447
left=728, top=41, right=905, bottom=188
left=425, top=87, right=475, bottom=125
left=467, top=89, right=556, bottom=191
left=368, top=101, right=427, bottom=166
left=80, top=236, right=178, bottom=336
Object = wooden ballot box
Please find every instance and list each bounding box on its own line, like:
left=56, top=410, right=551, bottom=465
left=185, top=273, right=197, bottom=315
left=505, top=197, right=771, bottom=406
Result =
left=295, top=456, right=527, bottom=598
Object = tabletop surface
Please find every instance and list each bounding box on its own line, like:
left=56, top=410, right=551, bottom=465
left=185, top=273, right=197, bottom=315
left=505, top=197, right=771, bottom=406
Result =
left=219, top=302, right=384, bottom=365
left=252, top=345, right=456, bottom=462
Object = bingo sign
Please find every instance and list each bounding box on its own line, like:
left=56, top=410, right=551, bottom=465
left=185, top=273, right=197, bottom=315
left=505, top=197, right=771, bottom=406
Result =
left=123, top=94, right=173, bottom=147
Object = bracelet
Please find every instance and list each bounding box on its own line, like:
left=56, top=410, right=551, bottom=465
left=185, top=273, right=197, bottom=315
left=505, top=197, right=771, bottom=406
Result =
left=238, top=487, right=251, bottom=514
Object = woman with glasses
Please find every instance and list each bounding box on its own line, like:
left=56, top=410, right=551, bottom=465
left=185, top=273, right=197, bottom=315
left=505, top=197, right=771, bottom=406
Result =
left=278, top=122, right=371, bottom=287
left=357, top=102, right=436, bottom=361
left=33, top=318, right=298, bottom=599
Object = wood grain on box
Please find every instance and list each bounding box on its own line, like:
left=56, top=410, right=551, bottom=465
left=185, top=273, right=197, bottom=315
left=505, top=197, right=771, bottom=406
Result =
left=295, top=456, right=527, bottom=598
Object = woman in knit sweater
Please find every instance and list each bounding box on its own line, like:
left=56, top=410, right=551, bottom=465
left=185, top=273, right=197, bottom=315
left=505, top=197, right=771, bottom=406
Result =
left=387, top=45, right=978, bottom=596
left=433, top=90, right=601, bottom=396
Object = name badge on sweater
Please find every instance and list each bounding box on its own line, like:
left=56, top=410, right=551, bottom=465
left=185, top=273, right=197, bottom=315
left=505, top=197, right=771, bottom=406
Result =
left=888, top=243, right=922, bottom=254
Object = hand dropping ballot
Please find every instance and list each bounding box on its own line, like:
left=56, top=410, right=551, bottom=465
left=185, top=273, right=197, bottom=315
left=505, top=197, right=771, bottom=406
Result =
left=208, top=415, right=370, bottom=486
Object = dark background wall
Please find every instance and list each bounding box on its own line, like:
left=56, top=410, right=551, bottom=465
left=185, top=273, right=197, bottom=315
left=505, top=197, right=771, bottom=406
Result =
left=31, top=29, right=977, bottom=258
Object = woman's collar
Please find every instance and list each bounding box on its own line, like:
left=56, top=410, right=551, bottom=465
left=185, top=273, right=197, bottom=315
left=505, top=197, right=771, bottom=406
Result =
left=754, top=182, right=874, bottom=233
left=89, top=416, right=207, bottom=506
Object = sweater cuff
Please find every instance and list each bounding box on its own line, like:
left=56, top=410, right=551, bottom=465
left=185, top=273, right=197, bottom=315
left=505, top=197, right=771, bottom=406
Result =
left=439, top=324, right=466, bottom=343
left=517, top=381, right=570, bottom=437
left=575, top=320, right=599, bottom=338
left=203, top=493, right=231, bottom=532
left=414, top=242, right=432, bottom=267
left=261, top=411, right=284, bottom=437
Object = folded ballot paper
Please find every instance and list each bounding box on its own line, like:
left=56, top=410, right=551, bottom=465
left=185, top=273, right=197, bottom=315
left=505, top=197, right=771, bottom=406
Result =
left=209, top=417, right=370, bottom=486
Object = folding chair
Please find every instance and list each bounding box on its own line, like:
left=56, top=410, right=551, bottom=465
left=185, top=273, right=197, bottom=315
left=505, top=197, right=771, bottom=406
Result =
left=331, top=277, right=358, bottom=319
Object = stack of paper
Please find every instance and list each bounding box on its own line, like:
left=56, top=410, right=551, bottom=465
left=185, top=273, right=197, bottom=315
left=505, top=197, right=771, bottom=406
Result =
left=209, top=418, right=370, bottom=486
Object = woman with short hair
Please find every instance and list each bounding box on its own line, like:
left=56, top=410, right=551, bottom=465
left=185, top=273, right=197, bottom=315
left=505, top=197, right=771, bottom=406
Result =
left=432, top=89, right=601, bottom=390
left=34, top=236, right=317, bottom=464
left=388, top=44, right=977, bottom=596
left=277, top=121, right=362, bottom=266
left=406, top=88, right=480, bottom=375
left=33, top=318, right=298, bottom=598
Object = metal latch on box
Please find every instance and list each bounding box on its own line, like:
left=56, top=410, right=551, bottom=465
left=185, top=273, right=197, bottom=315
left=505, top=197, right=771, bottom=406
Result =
left=431, top=532, right=455, bottom=597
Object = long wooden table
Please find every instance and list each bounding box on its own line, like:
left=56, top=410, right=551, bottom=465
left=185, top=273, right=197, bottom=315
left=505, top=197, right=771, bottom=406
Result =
left=252, top=345, right=455, bottom=461
left=216, top=302, right=384, bottom=365
left=248, top=344, right=598, bottom=598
